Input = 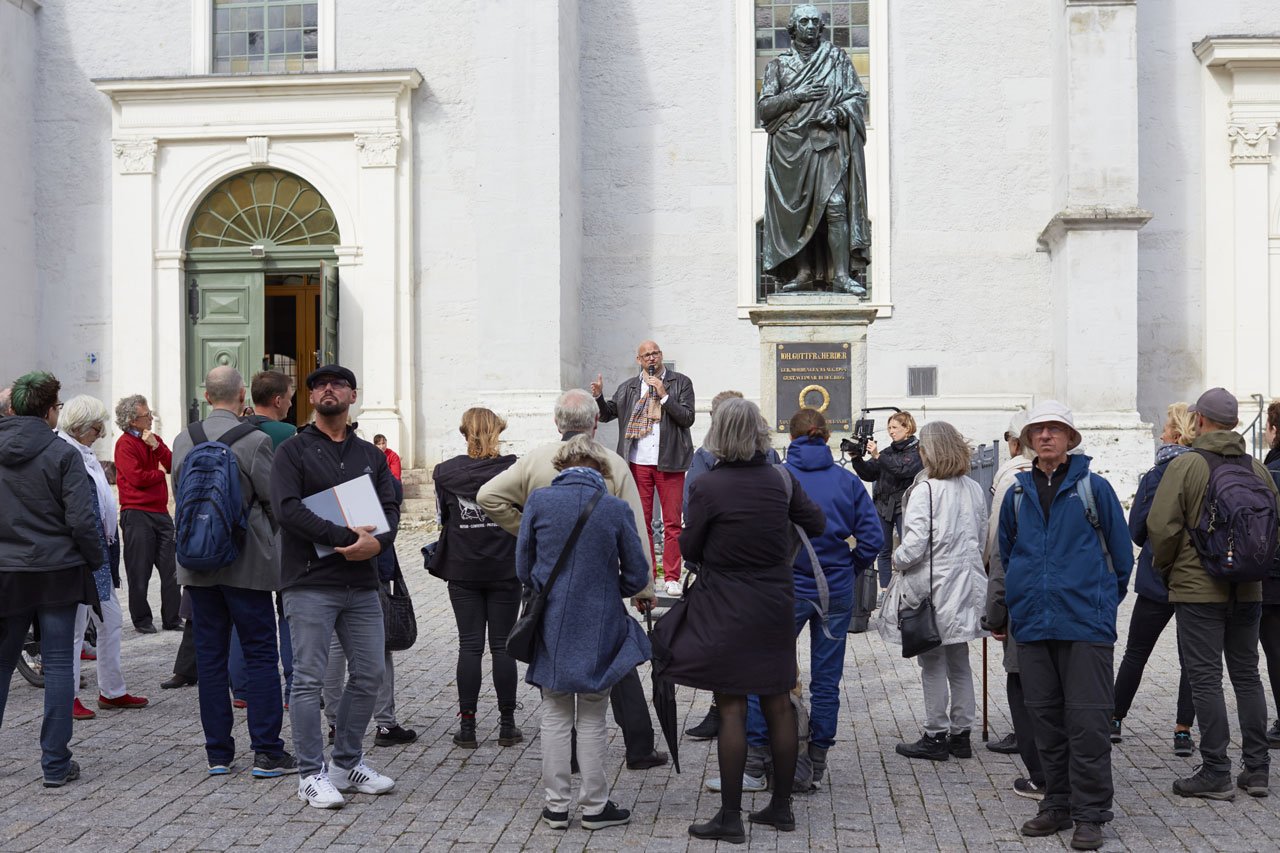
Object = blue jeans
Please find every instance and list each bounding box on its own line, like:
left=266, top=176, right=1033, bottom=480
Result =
left=283, top=586, right=385, bottom=777
left=0, top=604, right=78, bottom=780
left=188, top=586, right=286, bottom=765
left=229, top=594, right=293, bottom=703
left=748, top=591, right=855, bottom=749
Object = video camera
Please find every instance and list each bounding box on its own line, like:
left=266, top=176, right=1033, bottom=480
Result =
left=839, top=417, right=877, bottom=458
left=838, top=406, right=904, bottom=459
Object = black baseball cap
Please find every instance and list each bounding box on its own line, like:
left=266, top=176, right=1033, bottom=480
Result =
left=305, top=364, right=358, bottom=390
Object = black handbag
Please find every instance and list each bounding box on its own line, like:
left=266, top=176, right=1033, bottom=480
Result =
left=506, top=490, right=603, bottom=664
left=898, top=482, right=942, bottom=658
left=380, top=563, right=418, bottom=652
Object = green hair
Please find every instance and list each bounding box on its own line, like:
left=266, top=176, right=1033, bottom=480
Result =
left=10, top=371, right=60, bottom=417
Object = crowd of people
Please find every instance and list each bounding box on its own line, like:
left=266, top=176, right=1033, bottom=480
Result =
left=4, top=341, right=1280, bottom=851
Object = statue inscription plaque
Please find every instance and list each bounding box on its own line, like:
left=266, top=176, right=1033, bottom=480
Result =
left=774, top=342, right=851, bottom=432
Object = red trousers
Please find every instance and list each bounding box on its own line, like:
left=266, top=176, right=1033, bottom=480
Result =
left=629, top=464, right=685, bottom=582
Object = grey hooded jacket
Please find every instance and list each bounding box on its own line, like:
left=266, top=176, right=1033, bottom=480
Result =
left=0, top=416, right=102, bottom=573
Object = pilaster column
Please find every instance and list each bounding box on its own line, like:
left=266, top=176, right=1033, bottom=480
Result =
left=352, top=131, right=402, bottom=444
left=109, top=138, right=160, bottom=428
left=1228, top=122, right=1277, bottom=394
left=1039, top=0, right=1151, bottom=495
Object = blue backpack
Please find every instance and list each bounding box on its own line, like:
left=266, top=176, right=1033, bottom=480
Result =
left=174, top=421, right=258, bottom=572
left=1189, top=450, right=1280, bottom=583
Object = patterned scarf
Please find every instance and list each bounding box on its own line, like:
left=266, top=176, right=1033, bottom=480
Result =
left=624, top=374, right=663, bottom=440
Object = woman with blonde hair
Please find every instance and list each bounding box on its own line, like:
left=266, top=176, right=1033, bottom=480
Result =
left=880, top=420, right=988, bottom=761
left=430, top=407, right=522, bottom=748
left=1111, top=403, right=1197, bottom=754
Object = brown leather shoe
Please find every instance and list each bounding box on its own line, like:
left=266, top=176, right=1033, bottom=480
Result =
left=1070, top=821, right=1104, bottom=850
left=1021, top=809, right=1072, bottom=837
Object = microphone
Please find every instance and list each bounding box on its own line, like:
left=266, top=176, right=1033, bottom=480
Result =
left=648, top=364, right=656, bottom=377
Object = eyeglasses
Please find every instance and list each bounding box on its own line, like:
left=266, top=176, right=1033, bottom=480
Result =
left=313, top=379, right=351, bottom=390
left=639, top=351, right=662, bottom=359
left=134, top=410, right=153, bottom=420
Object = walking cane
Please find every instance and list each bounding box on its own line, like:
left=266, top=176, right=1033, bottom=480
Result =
left=981, top=636, right=989, bottom=741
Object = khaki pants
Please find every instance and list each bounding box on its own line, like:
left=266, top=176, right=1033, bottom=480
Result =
left=540, top=688, right=611, bottom=814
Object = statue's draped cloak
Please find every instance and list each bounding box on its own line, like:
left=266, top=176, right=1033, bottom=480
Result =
left=758, top=42, right=870, bottom=277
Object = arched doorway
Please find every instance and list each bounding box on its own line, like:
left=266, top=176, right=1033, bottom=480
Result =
left=185, top=169, right=339, bottom=425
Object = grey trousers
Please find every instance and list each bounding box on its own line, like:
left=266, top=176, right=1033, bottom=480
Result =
left=1176, top=600, right=1270, bottom=775
left=916, top=642, right=976, bottom=735
left=541, top=688, right=611, bottom=815
left=1018, top=640, right=1114, bottom=824
left=283, top=586, right=385, bottom=777
left=324, top=634, right=397, bottom=729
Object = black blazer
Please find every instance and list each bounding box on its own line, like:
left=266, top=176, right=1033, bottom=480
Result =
left=596, top=370, right=696, bottom=472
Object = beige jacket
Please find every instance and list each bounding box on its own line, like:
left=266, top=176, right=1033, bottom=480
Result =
left=477, top=438, right=656, bottom=600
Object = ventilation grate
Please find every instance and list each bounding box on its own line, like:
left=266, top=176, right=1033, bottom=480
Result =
left=908, top=366, right=937, bottom=398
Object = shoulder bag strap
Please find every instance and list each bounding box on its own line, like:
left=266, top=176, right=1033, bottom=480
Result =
left=926, top=482, right=934, bottom=597
left=775, top=464, right=837, bottom=640
left=537, top=488, right=605, bottom=598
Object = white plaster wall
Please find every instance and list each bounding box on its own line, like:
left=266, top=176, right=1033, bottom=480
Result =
left=0, top=0, right=39, bottom=383
left=576, top=0, right=751, bottom=455
left=1135, top=0, right=1277, bottom=424
left=31, top=1, right=187, bottom=429
left=871, top=0, right=1054, bottom=433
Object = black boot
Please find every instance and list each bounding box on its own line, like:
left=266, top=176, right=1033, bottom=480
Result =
left=748, top=796, right=795, bottom=832
left=688, top=808, right=745, bottom=844
left=895, top=731, right=949, bottom=761
left=453, top=712, right=477, bottom=749
left=498, top=706, right=523, bottom=747
left=686, top=704, right=721, bottom=740
left=948, top=730, right=972, bottom=758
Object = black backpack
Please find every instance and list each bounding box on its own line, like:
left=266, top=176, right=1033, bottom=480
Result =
left=1189, top=450, right=1280, bottom=583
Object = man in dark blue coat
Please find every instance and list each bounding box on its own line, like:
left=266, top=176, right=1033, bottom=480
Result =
left=998, top=401, right=1132, bottom=852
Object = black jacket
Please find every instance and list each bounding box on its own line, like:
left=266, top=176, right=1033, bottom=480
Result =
left=430, top=453, right=518, bottom=583
left=1266, top=447, right=1280, bottom=605
left=0, top=416, right=102, bottom=573
left=850, top=436, right=923, bottom=523
left=270, top=424, right=400, bottom=590
left=596, top=369, right=696, bottom=472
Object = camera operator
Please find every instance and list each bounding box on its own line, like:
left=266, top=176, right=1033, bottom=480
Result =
left=849, top=411, right=923, bottom=593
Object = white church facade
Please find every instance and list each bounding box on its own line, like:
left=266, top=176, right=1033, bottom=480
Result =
left=3, top=0, right=1279, bottom=498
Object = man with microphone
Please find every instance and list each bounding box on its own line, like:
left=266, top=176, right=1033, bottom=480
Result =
left=592, top=341, right=696, bottom=597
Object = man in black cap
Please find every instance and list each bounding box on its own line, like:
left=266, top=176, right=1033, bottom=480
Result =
left=271, top=365, right=401, bottom=809
left=1149, top=387, right=1280, bottom=801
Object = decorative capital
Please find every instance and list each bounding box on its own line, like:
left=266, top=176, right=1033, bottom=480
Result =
left=112, top=138, right=157, bottom=174
left=1227, top=122, right=1278, bottom=165
left=246, top=136, right=270, bottom=165
left=354, top=132, right=401, bottom=168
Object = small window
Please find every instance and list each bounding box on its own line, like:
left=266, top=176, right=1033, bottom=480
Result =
left=907, top=367, right=937, bottom=398
left=213, top=0, right=318, bottom=74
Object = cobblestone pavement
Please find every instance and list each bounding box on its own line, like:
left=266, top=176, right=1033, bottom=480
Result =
left=2, top=531, right=1279, bottom=852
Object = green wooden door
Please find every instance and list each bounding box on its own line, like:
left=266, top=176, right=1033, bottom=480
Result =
left=319, top=260, right=338, bottom=365
left=186, top=271, right=264, bottom=422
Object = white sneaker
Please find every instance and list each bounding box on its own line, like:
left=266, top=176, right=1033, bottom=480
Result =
left=665, top=580, right=682, bottom=597
left=298, top=771, right=345, bottom=809
left=331, top=760, right=396, bottom=794
left=704, top=773, right=767, bottom=793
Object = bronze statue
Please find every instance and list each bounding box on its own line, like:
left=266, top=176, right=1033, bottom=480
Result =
left=758, top=4, right=870, bottom=297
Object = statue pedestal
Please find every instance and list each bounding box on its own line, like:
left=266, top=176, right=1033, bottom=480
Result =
left=748, top=294, right=878, bottom=449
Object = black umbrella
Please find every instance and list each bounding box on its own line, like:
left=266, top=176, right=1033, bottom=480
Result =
left=645, top=607, right=681, bottom=773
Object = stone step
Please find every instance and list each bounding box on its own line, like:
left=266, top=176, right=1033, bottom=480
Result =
left=401, top=497, right=435, bottom=518
left=401, top=481, right=431, bottom=499
left=401, top=468, right=432, bottom=486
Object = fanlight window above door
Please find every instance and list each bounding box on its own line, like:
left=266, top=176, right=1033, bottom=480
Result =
left=187, top=169, right=340, bottom=249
